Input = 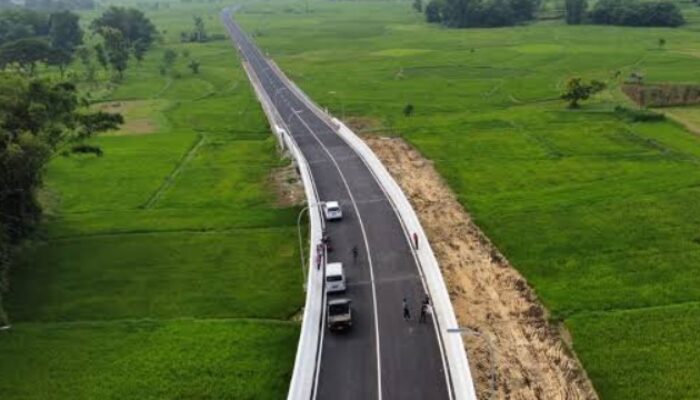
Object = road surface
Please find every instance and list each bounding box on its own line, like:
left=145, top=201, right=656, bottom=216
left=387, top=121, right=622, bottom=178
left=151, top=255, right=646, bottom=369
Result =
left=222, top=10, right=453, bottom=400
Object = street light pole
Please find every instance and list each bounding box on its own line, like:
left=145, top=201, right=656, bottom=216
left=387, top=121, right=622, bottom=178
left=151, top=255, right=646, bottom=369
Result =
left=447, top=327, right=497, bottom=400
left=296, top=201, right=325, bottom=292
left=297, top=205, right=309, bottom=291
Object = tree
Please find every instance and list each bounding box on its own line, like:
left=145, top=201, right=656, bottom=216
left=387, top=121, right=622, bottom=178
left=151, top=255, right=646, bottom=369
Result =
left=91, top=6, right=156, bottom=60
left=100, top=27, right=129, bottom=79
left=75, top=46, right=95, bottom=81
left=561, top=77, right=606, bottom=108
left=132, top=38, right=149, bottom=64
left=425, top=0, right=443, bottom=22
left=565, top=0, right=587, bottom=24
left=74, top=111, right=123, bottom=140
left=0, top=72, right=122, bottom=324
left=509, top=0, right=540, bottom=21
left=93, top=43, right=108, bottom=70
left=0, top=37, right=52, bottom=74
left=413, top=0, right=423, bottom=13
left=47, top=10, right=83, bottom=76
left=192, top=16, right=207, bottom=42
left=435, top=0, right=540, bottom=27
left=188, top=59, right=200, bottom=74
left=0, top=9, right=50, bottom=46
left=162, top=47, right=177, bottom=73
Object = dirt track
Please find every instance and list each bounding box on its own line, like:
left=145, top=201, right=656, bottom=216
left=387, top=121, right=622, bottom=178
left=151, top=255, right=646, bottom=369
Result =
left=361, top=133, right=598, bottom=400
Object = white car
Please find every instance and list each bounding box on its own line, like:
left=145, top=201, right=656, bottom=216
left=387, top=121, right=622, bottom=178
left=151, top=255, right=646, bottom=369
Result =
left=323, top=201, right=343, bottom=221
left=325, top=262, right=346, bottom=293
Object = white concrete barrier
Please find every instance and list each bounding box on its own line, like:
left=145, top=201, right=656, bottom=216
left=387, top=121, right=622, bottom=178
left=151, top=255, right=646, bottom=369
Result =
left=270, top=60, right=478, bottom=400
left=332, top=119, right=478, bottom=400
left=240, top=60, right=325, bottom=400
left=235, top=21, right=476, bottom=398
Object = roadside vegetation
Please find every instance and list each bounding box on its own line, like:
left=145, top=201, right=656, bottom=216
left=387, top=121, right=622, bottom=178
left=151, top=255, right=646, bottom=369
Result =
left=1, top=1, right=303, bottom=398
left=421, top=0, right=687, bottom=26
left=237, top=1, right=700, bottom=398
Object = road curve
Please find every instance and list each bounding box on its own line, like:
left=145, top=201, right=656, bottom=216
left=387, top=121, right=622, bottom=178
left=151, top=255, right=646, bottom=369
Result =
left=222, top=10, right=453, bottom=400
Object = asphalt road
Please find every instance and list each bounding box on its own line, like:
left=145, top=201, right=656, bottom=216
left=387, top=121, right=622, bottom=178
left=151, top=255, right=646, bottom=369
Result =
left=222, top=10, right=452, bottom=400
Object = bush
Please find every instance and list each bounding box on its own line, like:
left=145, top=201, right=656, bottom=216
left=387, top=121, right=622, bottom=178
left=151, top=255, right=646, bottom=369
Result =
left=614, top=106, right=665, bottom=122
left=70, top=143, right=103, bottom=156
left=590, top=0, right=685, bottom=27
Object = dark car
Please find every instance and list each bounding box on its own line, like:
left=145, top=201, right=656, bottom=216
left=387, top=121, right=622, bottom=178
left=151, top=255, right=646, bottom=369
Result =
left=327, top=298, right=352, bottom=332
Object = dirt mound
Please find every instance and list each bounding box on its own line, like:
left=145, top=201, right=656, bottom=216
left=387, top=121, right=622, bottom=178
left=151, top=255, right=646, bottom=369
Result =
left=622, top=83, right=700, bottom=107
left=269, top=158, right=304, bottom=207
left=362, top=133, right=598, bottom=400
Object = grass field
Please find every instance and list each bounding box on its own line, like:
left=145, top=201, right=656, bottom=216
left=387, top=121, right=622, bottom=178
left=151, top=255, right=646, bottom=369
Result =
left=0, top=2, right=303, bottom=398
left=236, top=2, right=700, bottom=398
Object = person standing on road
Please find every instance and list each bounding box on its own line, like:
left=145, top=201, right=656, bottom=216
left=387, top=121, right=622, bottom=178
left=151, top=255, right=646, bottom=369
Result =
left=351, top=245, right=359, bottom=263
left=402, top=297, right=411, bottom=321
left=419, top=296, right=430, bottom=323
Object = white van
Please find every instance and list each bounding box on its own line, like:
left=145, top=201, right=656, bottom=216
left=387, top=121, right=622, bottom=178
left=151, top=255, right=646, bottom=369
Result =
left=323, top=201, right=343, bottom=221
left=325, top=262, right=346, bottom=293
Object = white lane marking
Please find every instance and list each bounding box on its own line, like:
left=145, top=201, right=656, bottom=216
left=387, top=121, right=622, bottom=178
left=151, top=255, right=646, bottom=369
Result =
left=273, top=64, right=454, bottom=399
left=229, top=19, right=383, bottom=400
left=288, top=106, right=384, bottom=400
left=312, top=244, right=329, bottom=400
left=337, top=134, right=455, bottom=400
left=225, top=19, right=332, bottom=400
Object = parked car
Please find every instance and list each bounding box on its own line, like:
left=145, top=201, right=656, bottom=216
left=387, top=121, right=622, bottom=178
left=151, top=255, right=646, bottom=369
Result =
left=323, top=201, right=343, bottom=221
left=327, top=298, right=352, bottom=331
left=325, top=262, right=346, bottom=293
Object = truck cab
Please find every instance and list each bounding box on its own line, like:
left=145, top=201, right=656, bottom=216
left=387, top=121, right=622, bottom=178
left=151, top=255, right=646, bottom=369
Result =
left=327, top=298, right=352, bottom=332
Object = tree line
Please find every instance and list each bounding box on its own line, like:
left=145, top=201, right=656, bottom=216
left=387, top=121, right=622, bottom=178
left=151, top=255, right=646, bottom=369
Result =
left=565, top=0, right=684, bottom=27
left=419, top=0, right=541, bottom=27
left=0, top=73, right=124, bottom=326
left=0, top=0, right=95, bottom=11
left=415, top=0, right=685, bottom=27
left=0, top=6, right=156, bottom=80
left=0, top=5, right=162, bottom=326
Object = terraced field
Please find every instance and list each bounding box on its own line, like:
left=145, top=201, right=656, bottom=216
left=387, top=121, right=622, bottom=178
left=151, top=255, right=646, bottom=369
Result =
left=0, top=3, right=303, bottom=399
left=236, top=2, right=700, bottom=398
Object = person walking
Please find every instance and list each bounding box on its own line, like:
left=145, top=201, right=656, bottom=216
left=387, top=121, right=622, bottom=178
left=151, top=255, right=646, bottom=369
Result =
left=402, top=297, right=411, bottom=321
left=351, top=245, right=359, bottom=263
left=419, top=296, right=430, bottom=323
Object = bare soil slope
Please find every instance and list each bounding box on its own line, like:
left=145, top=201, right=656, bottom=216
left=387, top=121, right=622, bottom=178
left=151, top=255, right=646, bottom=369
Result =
left=362, top=133, right=598, bottom=400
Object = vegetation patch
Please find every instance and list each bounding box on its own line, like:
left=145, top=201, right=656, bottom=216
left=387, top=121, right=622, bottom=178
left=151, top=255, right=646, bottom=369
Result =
left=663, top=105, right=700, bottom=135
left=372, top=48, right=433, bottom=57
left=0, top=319, right=298, bottom=400
left=614, top=105, right=666, bottom=122
left=1, top=2, right=303, bottom=398
left=238, top=1, right=700, bottom=397
left=95, top=100, right=167, bottom=135
left=622, top=83, right=700, bottom=107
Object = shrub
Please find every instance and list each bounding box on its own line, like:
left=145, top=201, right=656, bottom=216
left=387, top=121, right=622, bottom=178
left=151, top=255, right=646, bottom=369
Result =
left=614, top=106, right=665, bottom=122
left=70, top=143, right=103, bottom=156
